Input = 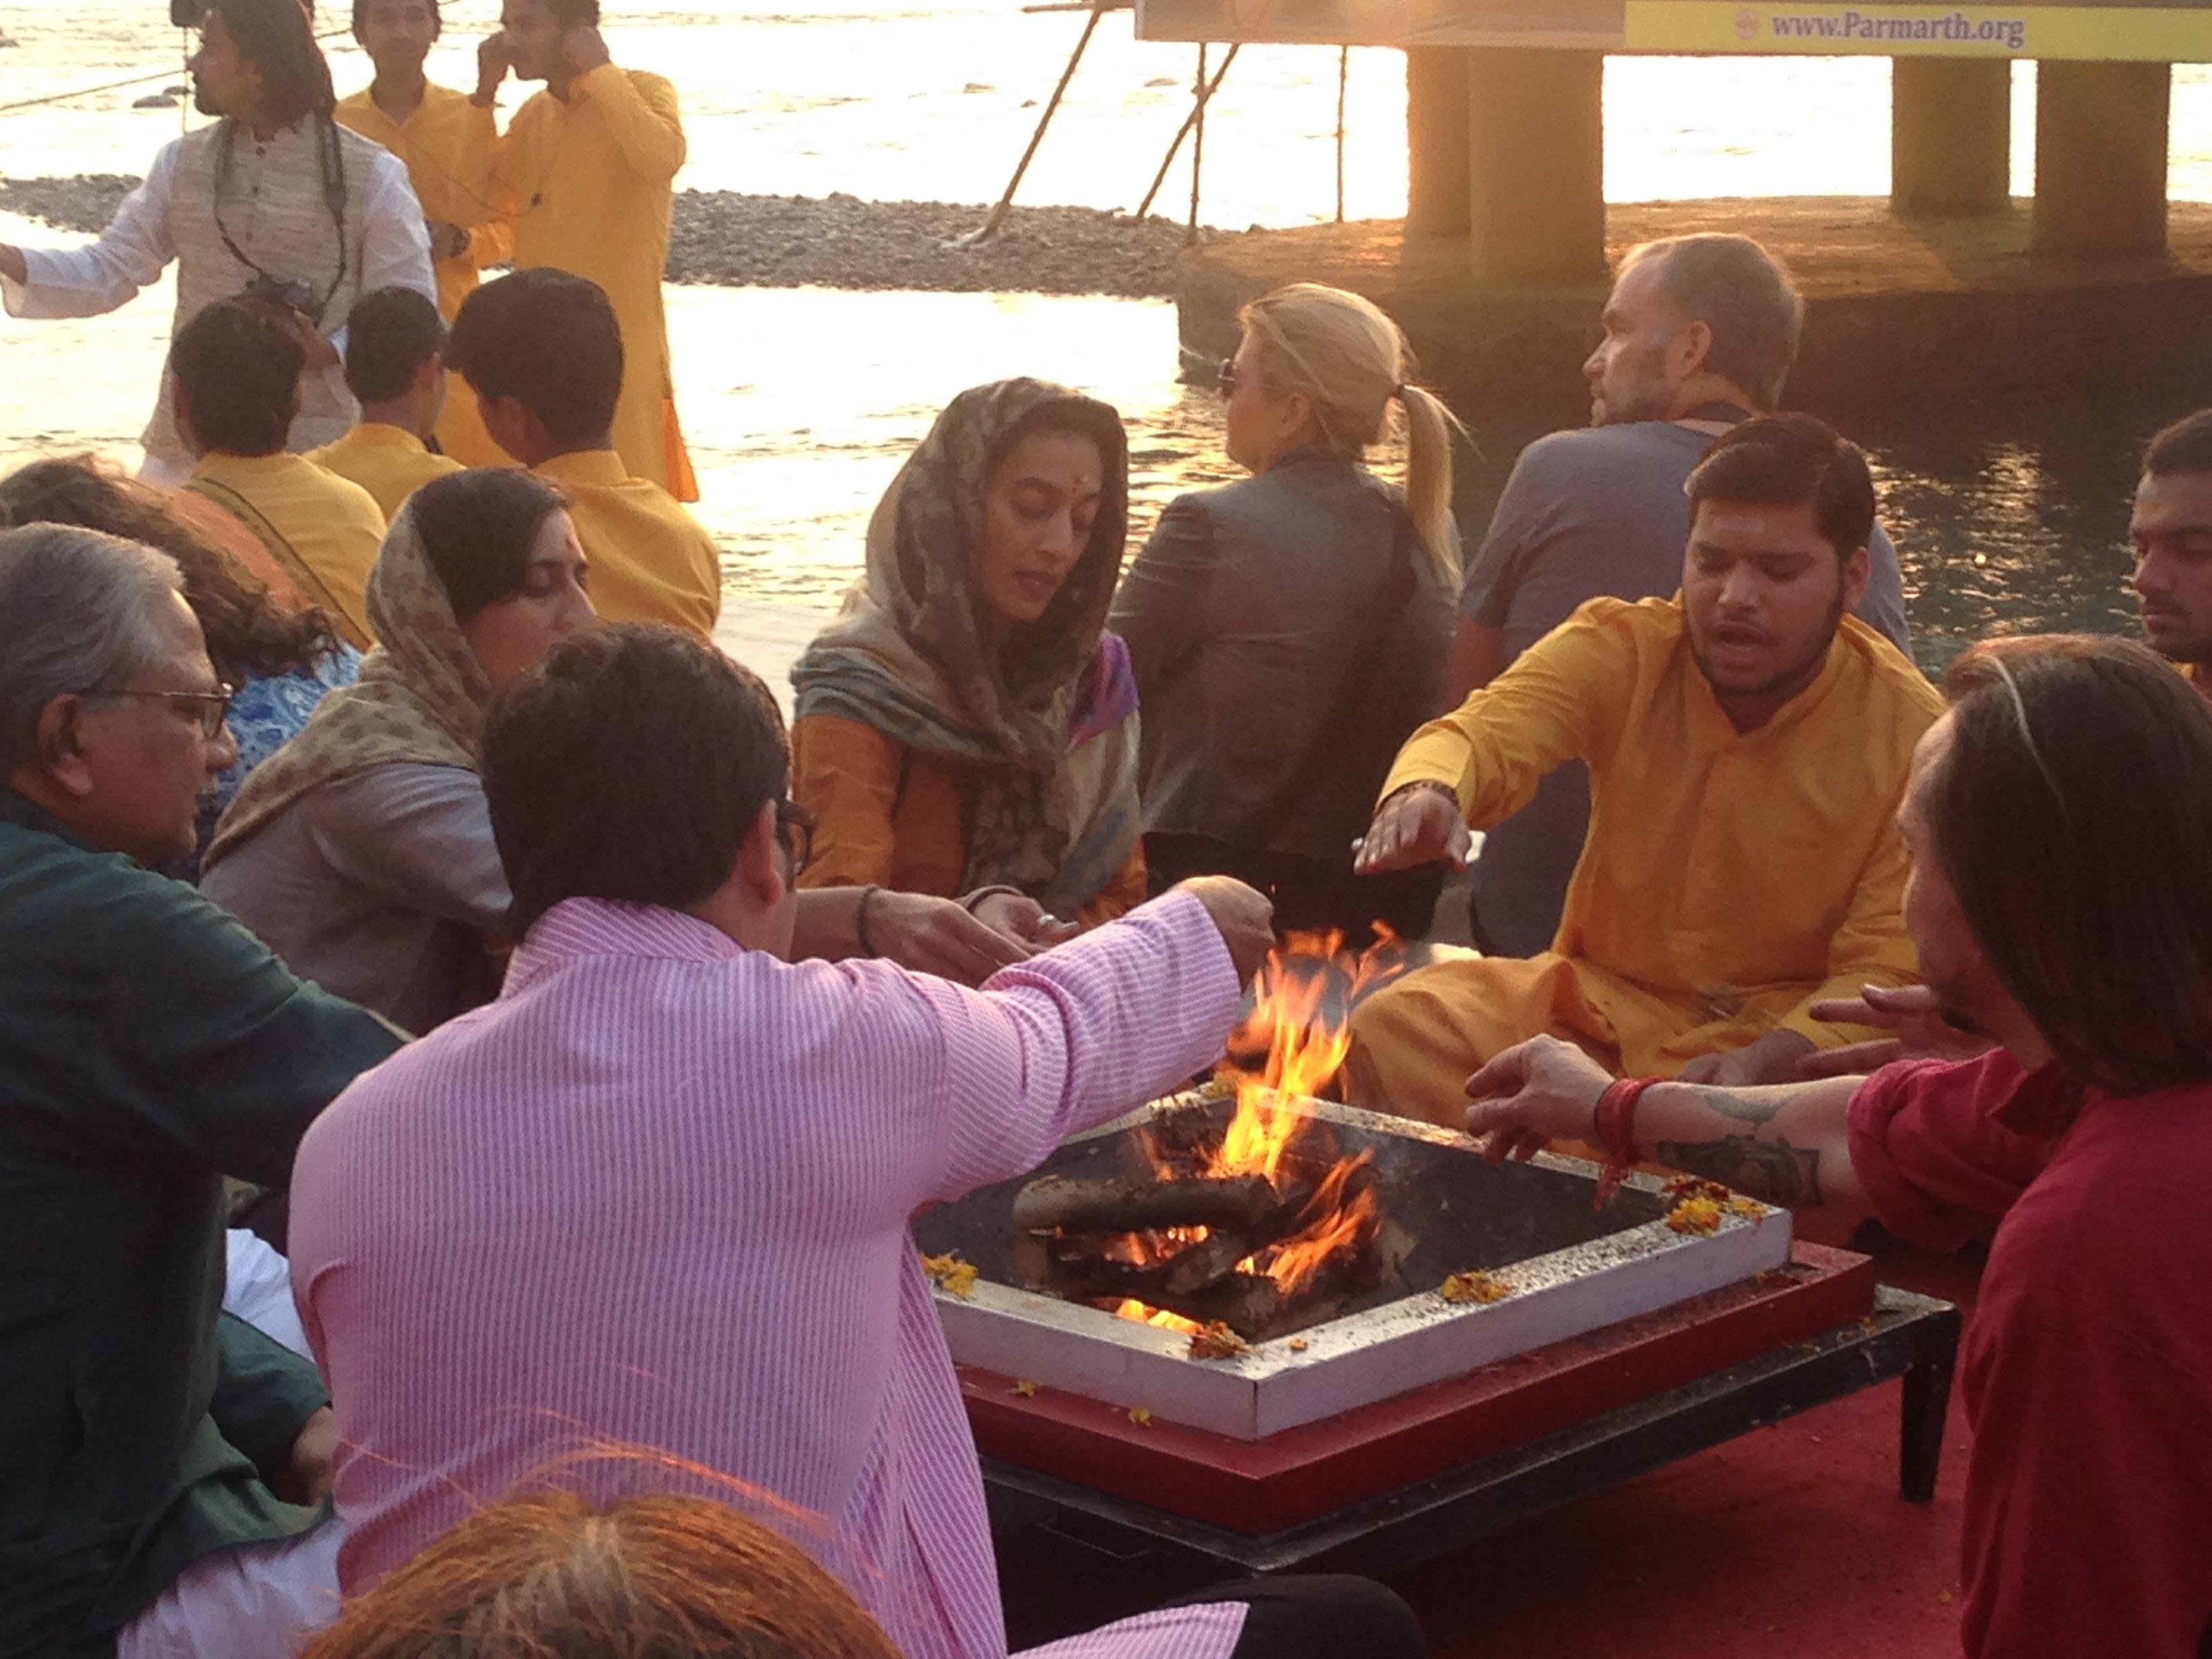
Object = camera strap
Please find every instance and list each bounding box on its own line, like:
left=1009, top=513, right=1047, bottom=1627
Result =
left=211, top=114, right=351, bottom=326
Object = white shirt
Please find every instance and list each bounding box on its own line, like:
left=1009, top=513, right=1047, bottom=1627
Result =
left=1, top=116, right=435, bottom=474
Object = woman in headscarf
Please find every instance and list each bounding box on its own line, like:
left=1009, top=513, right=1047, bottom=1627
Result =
left=202, top=466, right=594, bottom=1033
left=790, top=378, right=1145, bottom=941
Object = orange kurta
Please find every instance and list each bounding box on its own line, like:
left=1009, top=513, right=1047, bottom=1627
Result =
left=533, top=449, right=718, bottom=636
left=307, top=421, right=463, bottom=522
left=492, top=65, right=696, bottom=500
left=335, top=83, right=511, bottom=468
left=1348, top=596, right=1945, bottom=1126
left=791, top=711, right=1146, bottom=929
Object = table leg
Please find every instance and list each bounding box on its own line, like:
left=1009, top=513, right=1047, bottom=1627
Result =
left=1898, top=1307, right=1962, bottom=1502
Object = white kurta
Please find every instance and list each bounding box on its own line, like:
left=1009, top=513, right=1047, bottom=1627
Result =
left=1, top=116, right=434, bottom=476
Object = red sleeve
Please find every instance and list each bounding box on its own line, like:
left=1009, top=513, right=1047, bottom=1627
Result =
left=1843, top=1052, right=2054, bottom=1250
left=1959, top=1193, right=2212, bottom=1659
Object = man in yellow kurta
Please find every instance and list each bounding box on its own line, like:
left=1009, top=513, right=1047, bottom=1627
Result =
left=171, top=296, right=388, bottom=650
left=337, top=0, right=512, bottom=467
left=1347, top=415, right=1944, bottom=1127
left=307, top=287, right=464, bottom=519
left=449, top=267, right=718, bottom=636
left=473, top=0, right=697, bottom=501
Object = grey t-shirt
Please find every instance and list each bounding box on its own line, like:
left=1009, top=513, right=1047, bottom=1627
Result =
left=1458, top=420, right=1912, bottom=956
left=201, top=762, right=510, bottom=1036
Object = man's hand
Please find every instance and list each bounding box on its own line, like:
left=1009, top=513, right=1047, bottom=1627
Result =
left=473, top=30, right=512, bottom=104
left=867, top=890, right=1033, bottom=987
left=276, top=1406, right=337, bottom=1507
left=1462, top=1034, right=1612, bottom=1162
left=970, top=890, right=1081, bottom=950
left=0, top=245, right=25, bottom=287
left=562, top=24, right=613, bottom=74
left=1795, top=983, right=1996, bottom=1078
left=426, top=220, right=470, bottom=262
left=1175, top=876, right=1275, bottom=984
left=1677, top=1029, right=1818, bottom=1088
left=1352, top=782, right=1469, bottom=875
left=288, top=310, right=340, bottom=371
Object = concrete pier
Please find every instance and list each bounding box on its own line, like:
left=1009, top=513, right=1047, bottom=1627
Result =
left=2033, top=60, right=2173, bottom=257
left=1891, top=59, right=2011, bottom=218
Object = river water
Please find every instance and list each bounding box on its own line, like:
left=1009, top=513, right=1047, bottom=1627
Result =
left=3, top=1, right=2201, bottom=662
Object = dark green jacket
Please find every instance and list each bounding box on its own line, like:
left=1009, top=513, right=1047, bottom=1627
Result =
left=0, top=790, right=404, bottom=1658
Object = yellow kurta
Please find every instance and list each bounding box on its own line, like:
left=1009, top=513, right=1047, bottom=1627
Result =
left=1347, top=596, right=1945, bottom=1126
left=493, top=65, right=696, bottom=500
left=535, top=449, right=719, bottom=636
left=334, top=83, right=512, bottom=468
left=186, top=451, right=388, bottom=650
left=306, top=422, right=464, bottom=523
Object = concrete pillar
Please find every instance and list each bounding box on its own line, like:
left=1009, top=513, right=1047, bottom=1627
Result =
left=1465, top=48, right=1607, bottom=283
left=2032, top=60, right=2171, bottom=257
left=1406, top=49, right=1473, bottom=236
left=1891, top=58, right=2011, bottom=216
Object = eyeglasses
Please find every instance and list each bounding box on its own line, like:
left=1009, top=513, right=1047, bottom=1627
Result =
left=81, top=684, right=237, bottom=739
left=775, top=798, right=816, bottom=876
left=1216, top=357, right=1240, bottom=398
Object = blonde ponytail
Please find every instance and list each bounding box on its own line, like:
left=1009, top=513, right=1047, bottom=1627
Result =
left=1239, top=282, right=1465, bottom=586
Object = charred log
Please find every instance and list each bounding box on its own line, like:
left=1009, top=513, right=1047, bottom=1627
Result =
left=1011, top=1172, right=1280, bottom=1235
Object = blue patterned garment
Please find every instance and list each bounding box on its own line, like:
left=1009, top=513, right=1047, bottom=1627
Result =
left=182, top=646, right=364, bottom=880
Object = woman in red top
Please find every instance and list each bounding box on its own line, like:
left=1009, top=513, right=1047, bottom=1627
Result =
left=1459, top=633, right=2212, bottom=1659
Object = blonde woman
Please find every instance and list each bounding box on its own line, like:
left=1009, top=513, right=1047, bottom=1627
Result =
left=1111, top=282, right=1459, bottom=945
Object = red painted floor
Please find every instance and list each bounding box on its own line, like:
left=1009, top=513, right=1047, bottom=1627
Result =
left=1402, top=1240, right=1980, bottom=1659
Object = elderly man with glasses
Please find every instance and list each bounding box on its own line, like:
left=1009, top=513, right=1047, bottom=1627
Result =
left=0, top=524, right=404, bottom=1659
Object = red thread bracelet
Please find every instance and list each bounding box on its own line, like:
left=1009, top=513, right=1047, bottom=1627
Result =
left=1591, top=1076, right=1662, bottom=1210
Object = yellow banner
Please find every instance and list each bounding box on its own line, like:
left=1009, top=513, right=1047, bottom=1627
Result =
left=1136, top=0, right=2212, bottom=59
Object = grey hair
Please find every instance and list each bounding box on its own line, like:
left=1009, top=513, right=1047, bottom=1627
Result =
left=0, top=525, right=186, bottom=769
left=1620, top=233, right=1805, bottom=410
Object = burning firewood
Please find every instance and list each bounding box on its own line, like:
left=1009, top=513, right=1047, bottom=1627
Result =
left=1010, top=1171, right=1281, bottom=1235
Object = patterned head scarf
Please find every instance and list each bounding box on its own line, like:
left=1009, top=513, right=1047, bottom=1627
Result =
left=790, top=378, right=1141, bottom=909
left=203, top=501, right=495, bottom=867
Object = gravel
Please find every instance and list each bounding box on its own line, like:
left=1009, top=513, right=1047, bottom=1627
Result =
left=0, top=173, right=1221, bottom=298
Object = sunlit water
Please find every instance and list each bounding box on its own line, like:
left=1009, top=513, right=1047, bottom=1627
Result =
left=1, top=4, right=2189, bottom=664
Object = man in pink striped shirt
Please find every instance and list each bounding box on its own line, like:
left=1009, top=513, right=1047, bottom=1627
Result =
left=290, top=624, right=1425, bottom=1659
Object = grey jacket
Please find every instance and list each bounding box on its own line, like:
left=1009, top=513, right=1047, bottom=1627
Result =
left=1110, top=447, right=1454, bottom=862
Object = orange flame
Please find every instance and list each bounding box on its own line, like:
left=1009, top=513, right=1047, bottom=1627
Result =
left=1114, top=1298, right=1202, bottom=1332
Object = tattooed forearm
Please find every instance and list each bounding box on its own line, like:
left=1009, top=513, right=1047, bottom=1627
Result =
left=1688, top=1087, right=1785, bottom=1126
left=1654, top=1136, right=1823, bottom=1207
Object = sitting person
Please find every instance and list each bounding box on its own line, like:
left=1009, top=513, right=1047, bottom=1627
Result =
left=2128, top=407, right=2212, bottom=703
left=1347, top=413, right=1944, bottom=1124
left=167, top=295, right=390, bottom=650
left=1111, top=282, right=1456, bottom=945
left=306, top=285, right=465, bottom=520
left=289, top=623, right=1425, bottom=1659
left=790, top=377, right=1147, bottom=932
left=446, top=268, right=718, bottom=636
left=1458, top=634, right=2212, bottom=1659
left=202, top=467, right=594, bottom=1033
left=300, top=1490, right=902, bottom=1659
left=0, top=453, right=359, bottom=874
left=0, top=523, right=402, bottom=1659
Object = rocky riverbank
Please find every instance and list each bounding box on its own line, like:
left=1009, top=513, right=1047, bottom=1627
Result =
left=0, top=173, right=1218, bottom=298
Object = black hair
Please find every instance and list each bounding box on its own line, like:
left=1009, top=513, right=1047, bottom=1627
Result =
left=1683, top=411, right=1876, bottom=561
left=482, top=624, right=791, bottom=939
left=344, top=286, right=448, bottom=404
left=350, top=0, right=443, bottom=39
left=2144, top=409, right=2212, bottom=480
left=408, top=468, right=569, bottom=623
left=447, top=269, right=623, bottom=445
left=170, top=295, right=306, bottom=456
left=206, top=0, right=337, bottom=127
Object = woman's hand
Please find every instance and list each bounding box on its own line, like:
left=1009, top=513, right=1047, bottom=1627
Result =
left=1462, top=1034, right=1612, bottom=1162
left=1353, top=781, right=1469, bottom=875
left=1795, top=983, right=1996, bottom=1078
left=970, top=890, right=1082, bottom=949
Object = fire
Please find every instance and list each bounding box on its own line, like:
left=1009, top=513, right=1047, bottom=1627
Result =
left=1156, top=928, right=1410, bottom=1302
left=1114, top=1298, right=1202, bottom=1332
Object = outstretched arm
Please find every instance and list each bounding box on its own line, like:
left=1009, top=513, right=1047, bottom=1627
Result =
left=1462, top=1034, right=1868, bottom=1216
left=1, top=148, right=179, bottom=320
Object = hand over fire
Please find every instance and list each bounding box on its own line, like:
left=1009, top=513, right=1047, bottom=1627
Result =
left=1175, top=876, right=1275, bottom=985
left=1352, top=781, right=1470, bottom=874
left=1462, top=1034, right=1612, bottom=1163
left=1795, top=983, right=1994, bottom=1078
